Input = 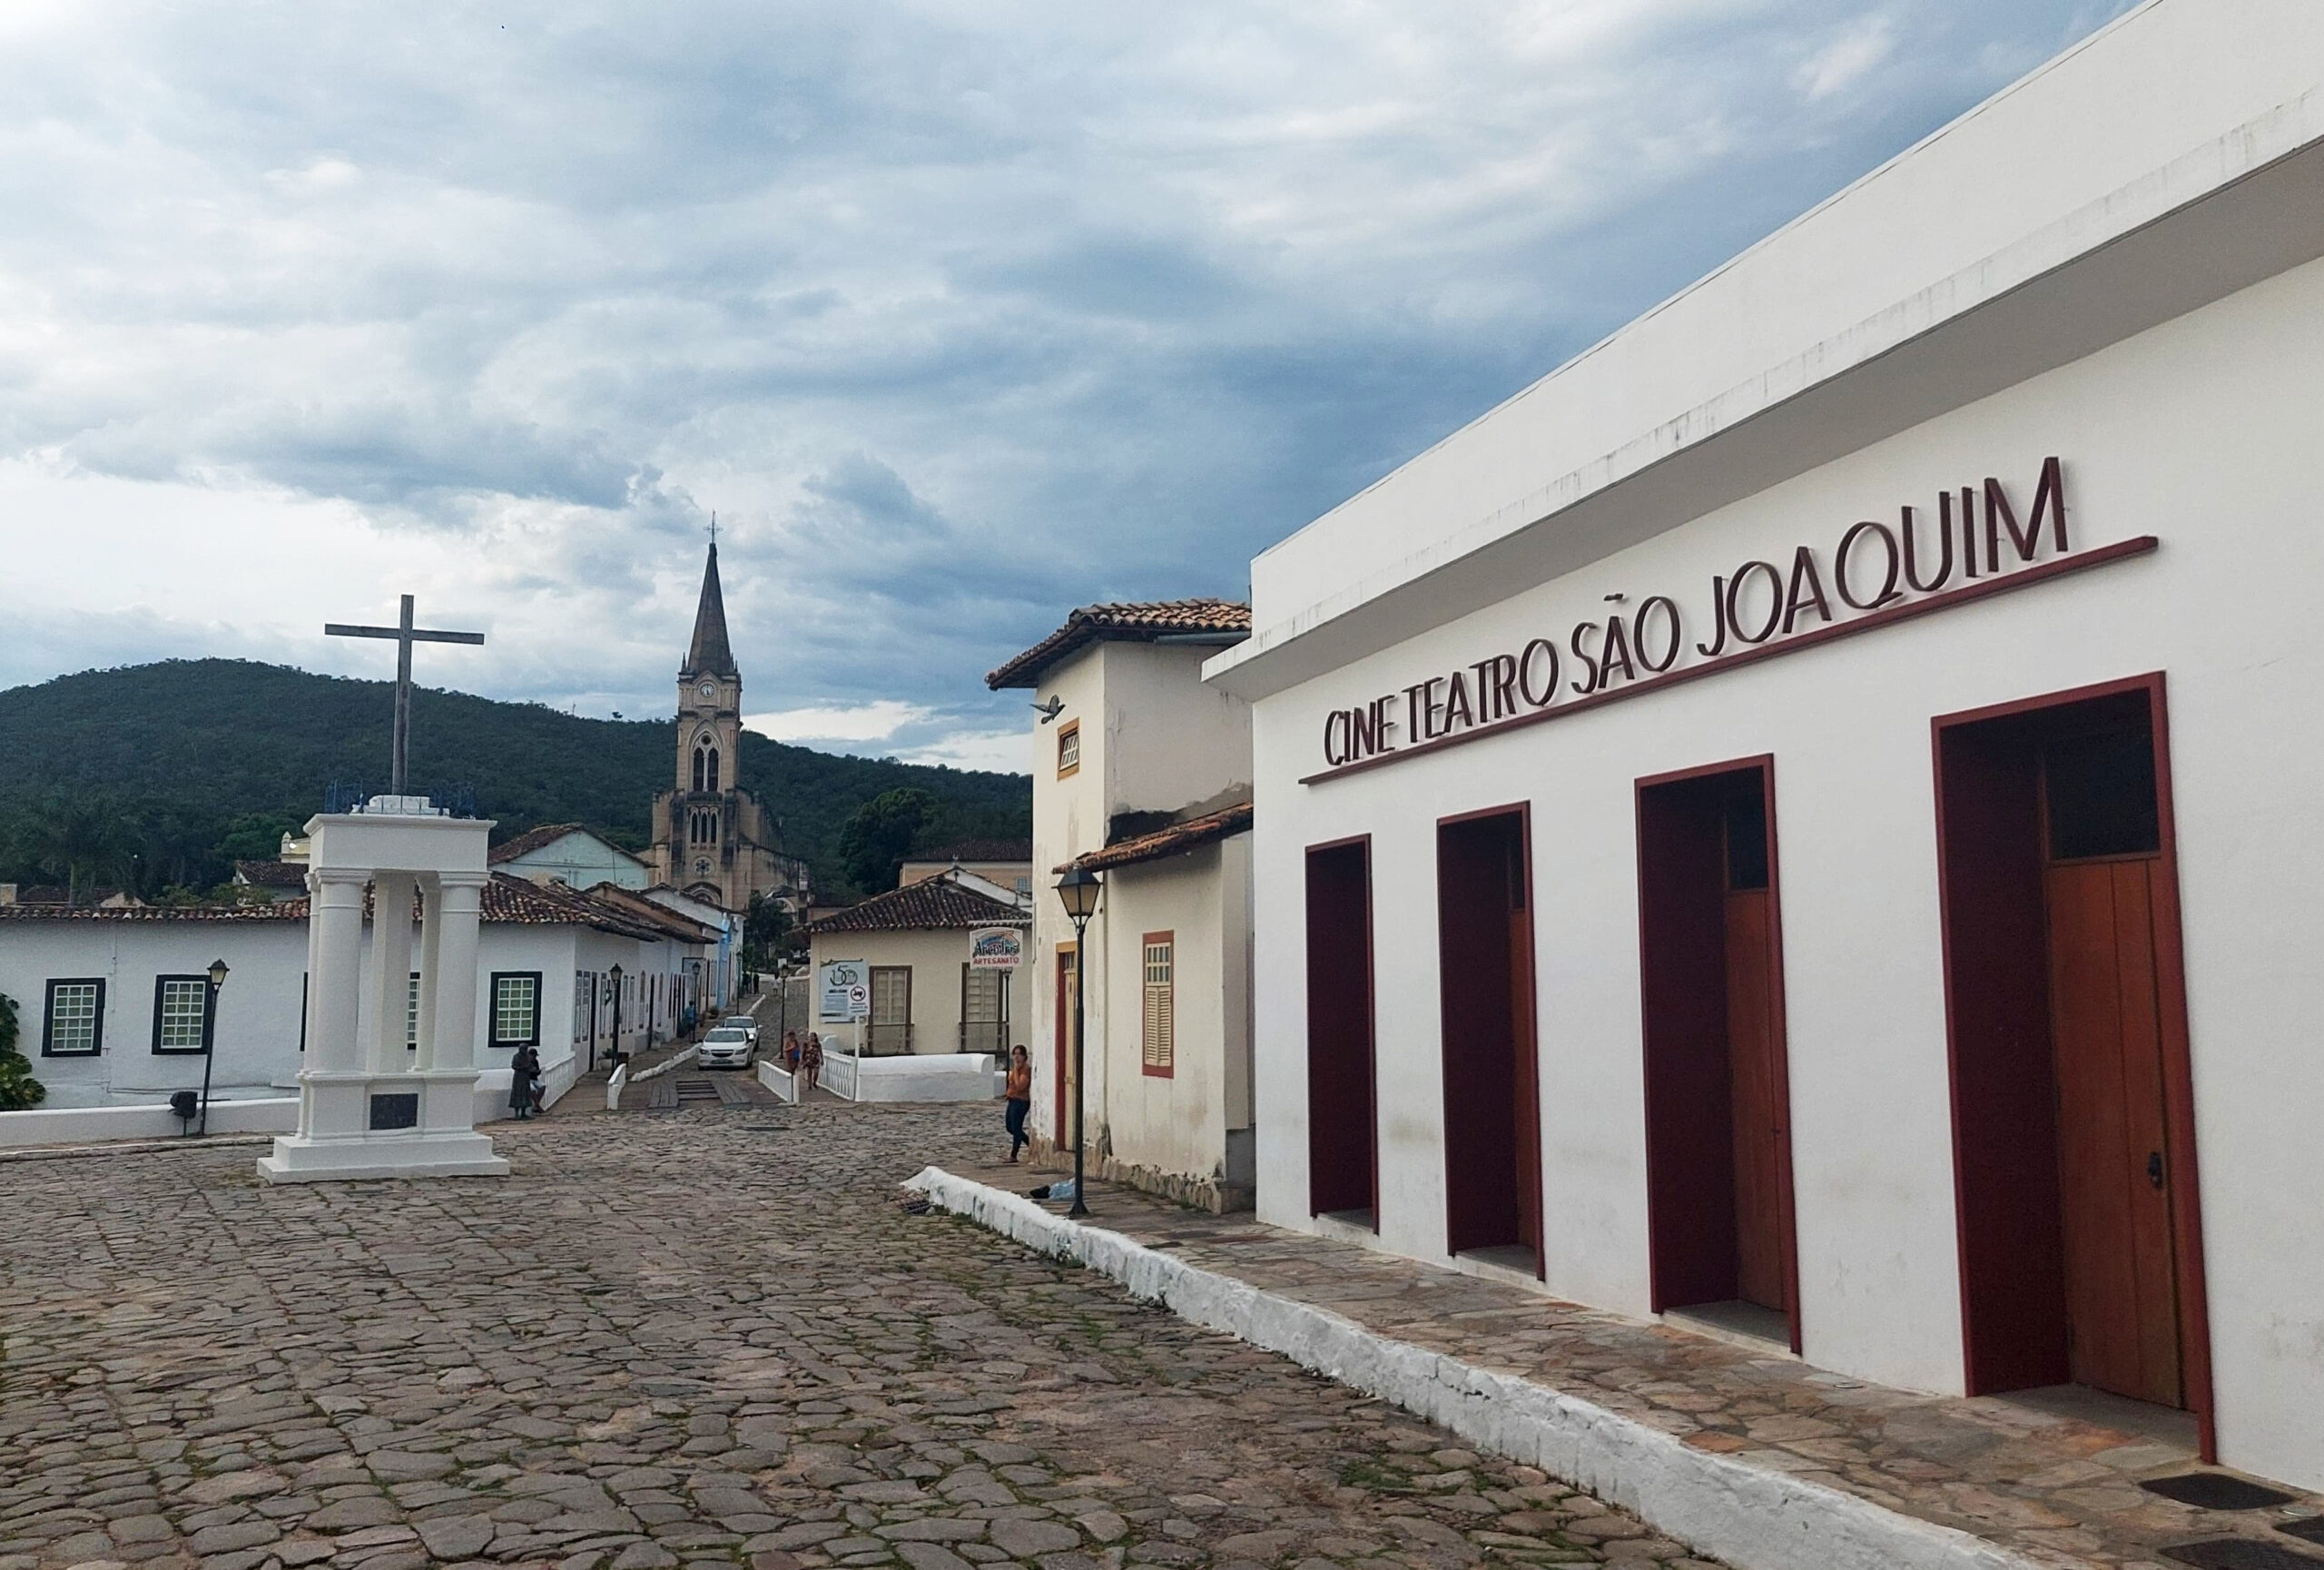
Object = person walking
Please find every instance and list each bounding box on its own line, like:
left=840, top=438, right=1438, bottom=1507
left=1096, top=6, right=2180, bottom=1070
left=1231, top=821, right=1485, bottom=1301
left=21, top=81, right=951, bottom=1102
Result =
left=509, top=1044, right=541, bottom=1120
left=800, top=1031, right=823, bottom=1095
left=782, top=1031, right=801, bottom=1074
left=1003, top=1044, right=1032, bottom=1163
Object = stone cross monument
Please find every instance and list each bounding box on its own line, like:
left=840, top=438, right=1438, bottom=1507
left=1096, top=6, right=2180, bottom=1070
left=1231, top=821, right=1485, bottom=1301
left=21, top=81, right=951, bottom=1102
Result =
left=261, top=593, right=505, bottom=1182
left=257, top=800, right=507, bottom=1182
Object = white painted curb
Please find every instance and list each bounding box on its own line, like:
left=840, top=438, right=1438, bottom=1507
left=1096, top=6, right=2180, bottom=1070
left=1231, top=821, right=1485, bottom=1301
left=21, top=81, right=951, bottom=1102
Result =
left=905, top=1167, right=2041, bottom=1570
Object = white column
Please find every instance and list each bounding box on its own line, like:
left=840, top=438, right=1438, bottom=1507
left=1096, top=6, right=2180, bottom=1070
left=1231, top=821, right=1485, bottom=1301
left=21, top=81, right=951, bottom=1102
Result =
left=307, top=869, right=369, bottom=1075
left=432, top=871, right=487, bottom=1072
left=365, top=872, right=417, bottom=1074
left=415, top=875, right=445, bottom=1071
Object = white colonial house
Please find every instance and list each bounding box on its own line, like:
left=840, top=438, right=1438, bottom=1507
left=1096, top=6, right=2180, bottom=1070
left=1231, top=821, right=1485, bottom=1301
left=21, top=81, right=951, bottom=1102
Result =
left=0, top=871, right=717, bottom=1114
left=988, top=600, right=1257, bottom=1211
left=489, top=822, right=655, bottom=891
left=798, top=867, right=1030, bottom=1060
left=1204, top=0, right=2324, bottom=1493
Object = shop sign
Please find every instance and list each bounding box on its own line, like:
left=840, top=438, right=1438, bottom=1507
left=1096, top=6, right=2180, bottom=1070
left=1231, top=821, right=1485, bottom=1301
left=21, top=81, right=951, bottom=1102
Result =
left=968, top=927, right=1024, bottom=970
left=1310, top=458, right=2150, bottom=782
left=818, top=960, right=870, bottom=1022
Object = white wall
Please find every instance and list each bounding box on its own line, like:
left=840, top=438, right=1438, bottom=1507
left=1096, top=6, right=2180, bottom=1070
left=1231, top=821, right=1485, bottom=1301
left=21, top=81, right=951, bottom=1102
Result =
left=0, top=922, right=309, bottom=1107
left=1090, top=839, right=1252, bottom=1185
left=498, top=833, right=651, bottom=890
left=1028, top=640, right=1253, bottom=1152
left=1249, top=254, right=2324, bottom=1492
left=1, top=913, right=691, bottom=1111
left=807, top=929, right=1028, bottom=1057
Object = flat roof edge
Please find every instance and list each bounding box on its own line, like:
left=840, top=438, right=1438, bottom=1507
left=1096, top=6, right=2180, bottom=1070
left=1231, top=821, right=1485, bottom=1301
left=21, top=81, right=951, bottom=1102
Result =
left=1206, top=95, right=2324, bottom=699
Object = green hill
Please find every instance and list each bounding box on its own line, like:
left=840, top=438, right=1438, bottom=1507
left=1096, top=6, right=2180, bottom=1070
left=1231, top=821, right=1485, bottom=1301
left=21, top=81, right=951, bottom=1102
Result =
left=0, top=659, right=1028, bottom=900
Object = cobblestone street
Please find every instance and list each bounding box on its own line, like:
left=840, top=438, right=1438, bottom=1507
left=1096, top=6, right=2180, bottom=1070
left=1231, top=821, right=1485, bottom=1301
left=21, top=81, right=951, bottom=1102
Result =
left=0, top=1102, right=1719, bottom=1570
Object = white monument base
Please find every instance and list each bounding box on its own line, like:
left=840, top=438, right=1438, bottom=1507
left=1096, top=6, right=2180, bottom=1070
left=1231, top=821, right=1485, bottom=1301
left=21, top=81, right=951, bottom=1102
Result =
left=256, top=1068, right=510, bottom=1183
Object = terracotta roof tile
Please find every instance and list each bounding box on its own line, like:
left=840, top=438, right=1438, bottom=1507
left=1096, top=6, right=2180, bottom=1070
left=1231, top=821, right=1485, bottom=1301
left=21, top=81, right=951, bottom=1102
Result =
left=489, top=823, right=620, bottom=864
left=799, top=876, right=1030, bottom=936
left=233, top=860, right=310, bottom=887
left=1058, top=801, right=1252, bottom=874
left=987, top=599, right=1249, bottom=689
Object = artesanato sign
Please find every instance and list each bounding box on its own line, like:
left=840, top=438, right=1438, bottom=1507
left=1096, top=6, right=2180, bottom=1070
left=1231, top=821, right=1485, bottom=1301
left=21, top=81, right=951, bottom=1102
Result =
left=968, top=927, right=1024, bottom=970
left=1308, top=459, right=2152, bottom=783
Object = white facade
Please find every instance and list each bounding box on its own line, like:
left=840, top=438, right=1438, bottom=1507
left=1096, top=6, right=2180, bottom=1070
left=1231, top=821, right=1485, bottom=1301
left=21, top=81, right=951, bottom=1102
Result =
left=493, top=827, right=653, bottom=890
left=1210, top=0, right=2324, bottom=1494
left=3, top=882, right=708, bottom=1117
left=1011, top=631, right=1256, bottom=1210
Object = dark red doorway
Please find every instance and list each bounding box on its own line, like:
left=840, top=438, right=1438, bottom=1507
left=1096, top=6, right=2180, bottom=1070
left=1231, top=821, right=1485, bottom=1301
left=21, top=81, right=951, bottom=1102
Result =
left=1436, top=806, right=1541, bottom=1274
left=1934, top=674, right=2214, bottom=1454
left=1307, top=837, right=1378, bottom=1222
left=1635, top=757, right=1802, bottom=1350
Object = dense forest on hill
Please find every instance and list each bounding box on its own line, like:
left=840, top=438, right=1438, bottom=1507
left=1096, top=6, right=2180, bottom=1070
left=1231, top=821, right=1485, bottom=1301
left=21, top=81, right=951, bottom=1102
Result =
left=0, top=659, right=1028, bottom=900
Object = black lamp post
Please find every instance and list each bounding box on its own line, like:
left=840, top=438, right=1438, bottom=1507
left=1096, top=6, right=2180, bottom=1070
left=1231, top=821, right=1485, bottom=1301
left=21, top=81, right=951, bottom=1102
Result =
left=198, top=957, right=229, bottom=1136
left=608, top=964, right=625, bottom=1065
left=1054, top=865, right=1102, bottom=1219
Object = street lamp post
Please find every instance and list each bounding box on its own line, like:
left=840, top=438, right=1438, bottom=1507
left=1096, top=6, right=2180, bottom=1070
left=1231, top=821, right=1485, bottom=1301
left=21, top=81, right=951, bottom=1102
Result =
left=608, top=964, right=625, bottom=1065
left=198, top=957, right=230, bottom=1136
left=1054, top=865, right=1103, bottom=1219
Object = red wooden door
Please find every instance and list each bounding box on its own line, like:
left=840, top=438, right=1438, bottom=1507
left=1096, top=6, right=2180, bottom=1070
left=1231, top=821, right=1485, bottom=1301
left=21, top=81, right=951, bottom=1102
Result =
left=2044, top=856, right=2181, bottom=1407
left=1510, top=898, right=1542, bottom=1263
left=1725, top=889, right=1787, bottom=1313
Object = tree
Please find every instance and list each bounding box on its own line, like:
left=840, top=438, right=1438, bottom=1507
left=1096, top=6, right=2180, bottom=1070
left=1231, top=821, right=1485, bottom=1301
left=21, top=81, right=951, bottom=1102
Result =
left=742, top=891, right=793, bottom=972
left=0, top=992, right=43, bottom=1111
left=215, top=810, right=304, bottom=864
left=836, top=787, right=937, bottom=894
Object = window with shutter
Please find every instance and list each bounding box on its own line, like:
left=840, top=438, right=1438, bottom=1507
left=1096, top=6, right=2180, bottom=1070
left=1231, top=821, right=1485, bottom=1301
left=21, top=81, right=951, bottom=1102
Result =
left=1141, top=933, right=1174, bottom=1077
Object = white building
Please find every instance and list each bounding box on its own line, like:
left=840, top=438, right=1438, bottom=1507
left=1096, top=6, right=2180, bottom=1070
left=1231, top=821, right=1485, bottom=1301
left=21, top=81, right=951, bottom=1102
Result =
left=489, top=823, right=655, bottom=891
left=0, top=871, right=716, bottom=1113
left=1206, top=0, right=2324, bottom=1493
left=990, top=600, right=1257, bottom=1211
left=799, top=868, right=1031, bottom=1058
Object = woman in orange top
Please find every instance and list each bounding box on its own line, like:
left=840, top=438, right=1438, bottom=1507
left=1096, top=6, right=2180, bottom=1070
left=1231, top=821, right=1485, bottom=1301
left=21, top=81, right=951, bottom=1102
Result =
left=1003, top=1044, right=1033, bottom=1162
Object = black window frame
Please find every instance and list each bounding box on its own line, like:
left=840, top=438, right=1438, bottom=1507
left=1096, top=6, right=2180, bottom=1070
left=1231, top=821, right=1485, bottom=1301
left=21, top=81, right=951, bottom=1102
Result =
left=41, top=977, right=106, bottom=1057
left=488, top=971, right=543, bottom=1050
left=151, top=973, right=212, bottom=1055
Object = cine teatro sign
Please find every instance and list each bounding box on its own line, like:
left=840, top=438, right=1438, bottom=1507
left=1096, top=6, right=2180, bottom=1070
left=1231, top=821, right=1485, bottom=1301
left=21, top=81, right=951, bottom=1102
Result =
left=1305, top=459, right=2159, bottom=785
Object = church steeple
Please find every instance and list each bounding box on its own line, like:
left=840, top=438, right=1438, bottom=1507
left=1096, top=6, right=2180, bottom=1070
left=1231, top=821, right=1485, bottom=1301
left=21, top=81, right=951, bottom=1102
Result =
left=682, top=543, right=739, bottom=679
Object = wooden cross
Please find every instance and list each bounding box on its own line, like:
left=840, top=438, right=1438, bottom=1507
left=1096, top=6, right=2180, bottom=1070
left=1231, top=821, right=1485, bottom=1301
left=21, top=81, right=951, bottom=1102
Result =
left=324, top=595, right=486, bottom=796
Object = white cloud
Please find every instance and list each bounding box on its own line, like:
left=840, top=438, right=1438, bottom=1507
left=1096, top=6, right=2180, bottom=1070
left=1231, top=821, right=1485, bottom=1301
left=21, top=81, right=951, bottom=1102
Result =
left=1795, top=15, right=1899, bottom=104
left=744, top=700, right=932, bottom=745
left=0, top=0, right=2138, bottom=750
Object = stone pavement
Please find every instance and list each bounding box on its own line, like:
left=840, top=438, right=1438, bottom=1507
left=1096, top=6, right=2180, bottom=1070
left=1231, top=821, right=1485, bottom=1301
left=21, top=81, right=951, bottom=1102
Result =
left=954, top=1170, right=2324, bottom=1570
left=0, top=1101, right=1722, bottom=1570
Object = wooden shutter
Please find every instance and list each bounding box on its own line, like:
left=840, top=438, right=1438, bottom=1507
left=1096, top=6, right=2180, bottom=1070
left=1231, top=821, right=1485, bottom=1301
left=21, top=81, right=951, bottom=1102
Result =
left=1141, top=933, right=1174, bottom=1076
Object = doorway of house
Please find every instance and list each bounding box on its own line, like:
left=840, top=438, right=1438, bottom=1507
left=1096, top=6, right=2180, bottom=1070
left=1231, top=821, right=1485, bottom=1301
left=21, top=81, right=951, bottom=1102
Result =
left=1306, top=837, right=1377, bottom=1225
left=1935, top=676, right=2211, bottom=1447
left=1636, top=758, right=1801, bottom=1350
left=1053, top=944, right=1078, bottom=1147
left=1436, top=806, right=1541, bottom=1275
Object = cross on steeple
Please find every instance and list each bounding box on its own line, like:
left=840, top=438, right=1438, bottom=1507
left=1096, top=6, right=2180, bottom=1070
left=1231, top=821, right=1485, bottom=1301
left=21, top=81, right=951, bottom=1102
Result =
left=708, top=511, right=717, bottom=548
left=325, top=595, right=486, bottom=797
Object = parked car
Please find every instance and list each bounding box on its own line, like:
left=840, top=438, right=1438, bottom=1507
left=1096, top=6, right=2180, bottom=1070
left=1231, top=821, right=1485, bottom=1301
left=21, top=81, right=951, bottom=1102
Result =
left=697, top=1025, right=756, bottom=1070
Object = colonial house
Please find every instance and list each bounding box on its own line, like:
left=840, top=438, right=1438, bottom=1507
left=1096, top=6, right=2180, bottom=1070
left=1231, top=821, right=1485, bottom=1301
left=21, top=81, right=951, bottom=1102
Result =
left=0, top=871, right=715, bottom=1112
left=489, top=823, right=655, bottom=891
left=987, top=599, right=1256, bottom=1211
left=797, top=869, right=1030, bottom=1059
left=1203, top=0, right=2324, bottom=1492
left=898, top=841, right=1035, bottom=901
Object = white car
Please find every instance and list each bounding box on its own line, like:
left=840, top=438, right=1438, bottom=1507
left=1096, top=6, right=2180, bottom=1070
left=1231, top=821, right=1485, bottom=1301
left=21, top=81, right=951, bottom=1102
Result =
left=697, top=1025, right=756, bottom=1070
left=718, top=1014, right=761, bottom=1044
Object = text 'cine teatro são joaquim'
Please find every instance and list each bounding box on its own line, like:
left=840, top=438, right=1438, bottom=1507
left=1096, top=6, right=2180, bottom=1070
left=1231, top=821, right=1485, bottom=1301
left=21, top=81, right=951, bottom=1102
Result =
left=1203, top=1, right=2324, bottom=1495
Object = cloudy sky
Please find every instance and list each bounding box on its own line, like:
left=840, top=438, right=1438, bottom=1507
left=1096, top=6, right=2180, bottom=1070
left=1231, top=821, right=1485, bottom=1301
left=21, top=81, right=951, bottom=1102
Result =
left=0, top=0, right=2136, bottom=772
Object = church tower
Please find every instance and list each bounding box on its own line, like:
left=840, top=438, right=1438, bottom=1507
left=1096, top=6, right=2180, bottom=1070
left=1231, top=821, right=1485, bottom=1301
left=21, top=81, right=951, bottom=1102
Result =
left=649, top=544, right=811, bottom=913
